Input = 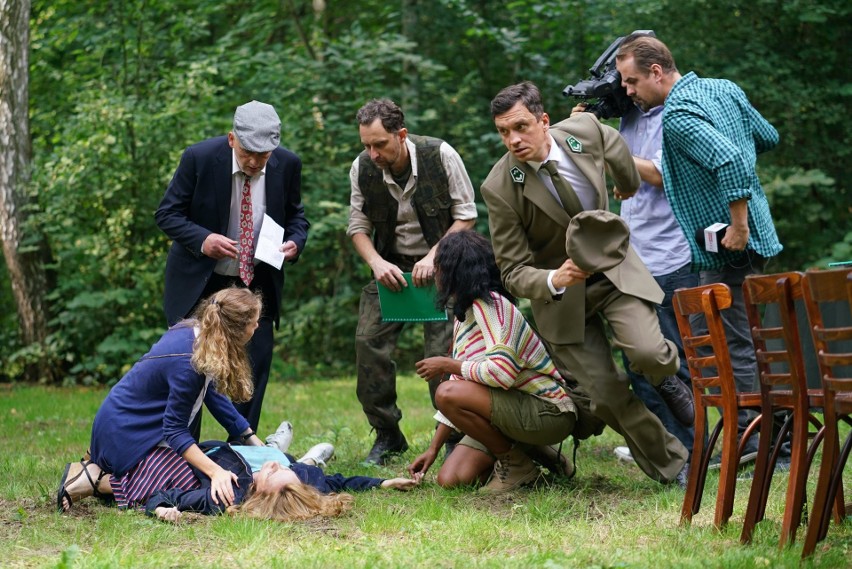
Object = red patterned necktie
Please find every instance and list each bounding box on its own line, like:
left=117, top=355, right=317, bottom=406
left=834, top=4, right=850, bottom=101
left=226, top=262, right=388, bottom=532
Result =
left=238, top=173, right=254, bottom=286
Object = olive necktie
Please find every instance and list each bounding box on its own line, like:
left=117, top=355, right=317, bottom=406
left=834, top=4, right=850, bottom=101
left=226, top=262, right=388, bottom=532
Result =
left=541, top=160, right=584, bottom=216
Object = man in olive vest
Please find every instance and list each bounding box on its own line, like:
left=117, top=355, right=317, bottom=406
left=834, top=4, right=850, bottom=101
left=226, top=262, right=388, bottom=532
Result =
left=348, top=99, right=477, bottom=464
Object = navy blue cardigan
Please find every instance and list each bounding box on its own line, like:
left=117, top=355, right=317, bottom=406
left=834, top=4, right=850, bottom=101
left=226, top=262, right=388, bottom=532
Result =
left=89, top=326, right=250, bottom=477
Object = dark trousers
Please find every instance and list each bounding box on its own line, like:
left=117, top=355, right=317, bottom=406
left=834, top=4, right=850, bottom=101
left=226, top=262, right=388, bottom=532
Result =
left=355, top=279, right=453, bottom=431
left=699, top=250, right=767, bottom=439
left=189, top=271, right=276, bottom=441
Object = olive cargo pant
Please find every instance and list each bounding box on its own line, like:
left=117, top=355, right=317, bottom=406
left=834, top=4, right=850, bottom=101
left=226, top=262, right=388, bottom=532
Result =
left=355, top=280, right=453, bottom=430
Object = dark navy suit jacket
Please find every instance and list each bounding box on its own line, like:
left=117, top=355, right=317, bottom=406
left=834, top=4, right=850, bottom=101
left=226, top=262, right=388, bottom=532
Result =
left=155, top=136, right=310, bottom=326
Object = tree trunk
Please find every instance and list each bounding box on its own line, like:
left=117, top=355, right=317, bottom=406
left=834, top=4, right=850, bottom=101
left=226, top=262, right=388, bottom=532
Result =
left=0, top=0, right=52, bottom=381
left=401, top=0, right=418, bottom=116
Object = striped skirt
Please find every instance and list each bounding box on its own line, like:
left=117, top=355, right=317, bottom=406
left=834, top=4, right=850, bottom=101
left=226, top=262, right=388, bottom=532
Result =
left=110, top=446, right=201, bottom=509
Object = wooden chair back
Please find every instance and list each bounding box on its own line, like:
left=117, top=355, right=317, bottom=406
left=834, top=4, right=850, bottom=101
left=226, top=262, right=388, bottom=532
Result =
left=801, top=267, right=852, bottom=557
left=674, top=282, right=757, bottom=528
left=740, top=271, right=822, bottom=546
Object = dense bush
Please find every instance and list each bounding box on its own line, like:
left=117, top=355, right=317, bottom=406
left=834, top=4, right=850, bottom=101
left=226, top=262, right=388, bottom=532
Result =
left=2, top=0, right=849, bottom=382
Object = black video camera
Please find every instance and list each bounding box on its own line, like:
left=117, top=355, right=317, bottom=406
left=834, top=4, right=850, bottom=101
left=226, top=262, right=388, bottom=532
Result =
left=563, top=30, right=655, bottom=120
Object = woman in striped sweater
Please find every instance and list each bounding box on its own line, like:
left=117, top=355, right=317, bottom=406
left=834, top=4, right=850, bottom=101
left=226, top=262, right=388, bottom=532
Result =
left=407, top=230, right=578, bottom=493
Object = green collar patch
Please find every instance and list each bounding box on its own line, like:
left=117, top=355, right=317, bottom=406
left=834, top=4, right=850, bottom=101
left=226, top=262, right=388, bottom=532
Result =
left=510, top=166, right=525, bottom=183
left=565, top=136, right=583, bottom=153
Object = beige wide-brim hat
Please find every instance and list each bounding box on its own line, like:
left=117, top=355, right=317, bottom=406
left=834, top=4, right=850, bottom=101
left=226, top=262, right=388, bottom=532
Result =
left=565, top=210, right=630, bottom=273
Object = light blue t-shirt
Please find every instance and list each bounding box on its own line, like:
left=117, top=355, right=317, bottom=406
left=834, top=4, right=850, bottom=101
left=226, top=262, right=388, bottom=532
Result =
left=619, top=104, right=692, bottom=276
left=228, top=445, right=291, bottom=473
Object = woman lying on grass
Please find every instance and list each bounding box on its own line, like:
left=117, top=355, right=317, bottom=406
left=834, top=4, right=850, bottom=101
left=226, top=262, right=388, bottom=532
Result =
left=408, top=230, right=578, bottom=493
left=148, top=440, right=421, bottom=523
left=61, top=425, right=421, bottom=523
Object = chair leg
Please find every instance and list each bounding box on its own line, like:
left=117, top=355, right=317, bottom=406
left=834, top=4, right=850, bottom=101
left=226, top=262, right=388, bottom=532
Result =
left=779, top=411, right=809, bottom=547
left=802, top=420, right=842, bottom=558
left=694, top=415, right=725, bottom=517
left=741, top=410, right=777, bottom=543
left=715, top=416, right=740, bottom=528
left=830, top=433, right=848, bottom=525
left=824, top=430, right=852, bottom=532
left=681, top=403, right=709, bottom=524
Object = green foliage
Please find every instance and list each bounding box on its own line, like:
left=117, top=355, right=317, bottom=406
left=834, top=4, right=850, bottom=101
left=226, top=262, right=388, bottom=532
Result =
left=2, top=0, right=850, bottom=382
left=762, top=167, right=849, bottom=270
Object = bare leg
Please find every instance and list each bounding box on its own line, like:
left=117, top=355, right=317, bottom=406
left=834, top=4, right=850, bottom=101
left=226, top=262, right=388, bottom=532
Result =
left=58, top=461, right=113, bottom=512
left=436, top=445, right=494, bottom=487
left=435, top=381, right=510, bottom=454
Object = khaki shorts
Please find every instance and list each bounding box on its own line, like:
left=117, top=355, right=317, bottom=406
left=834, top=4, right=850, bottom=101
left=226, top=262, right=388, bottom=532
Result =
left=459, top=388, right=576, bottom=455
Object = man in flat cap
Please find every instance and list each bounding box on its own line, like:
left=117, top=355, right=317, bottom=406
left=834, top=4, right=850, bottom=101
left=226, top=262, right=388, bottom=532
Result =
left=156, top=100, right=310, bottom=439
left=480, top=81, right=691, bottom=486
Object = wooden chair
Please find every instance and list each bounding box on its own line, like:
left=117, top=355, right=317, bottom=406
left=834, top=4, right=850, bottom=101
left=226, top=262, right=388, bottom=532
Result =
left=801, top=268, right=852, bottom=558
left=673, top=283, right=762, bottom=528
left=739, top=272, right=825, bottom=546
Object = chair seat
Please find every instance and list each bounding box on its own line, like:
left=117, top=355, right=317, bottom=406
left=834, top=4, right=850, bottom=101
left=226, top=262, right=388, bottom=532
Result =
left=836, top=393, right=852, bottom=412
left=764, top=388, right=825, bottom=409
left=700, top=393, right=761, bottom=408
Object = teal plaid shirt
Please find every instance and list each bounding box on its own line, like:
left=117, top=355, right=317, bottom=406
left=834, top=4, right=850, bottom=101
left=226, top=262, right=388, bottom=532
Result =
left=661, top=72, right=782, bottom=270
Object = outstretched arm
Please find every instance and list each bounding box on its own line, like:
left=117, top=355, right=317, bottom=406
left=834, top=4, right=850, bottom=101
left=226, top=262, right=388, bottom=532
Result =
left=381, top=475, right=423, bottom=491
left=408, top=423, right=453, bottom=478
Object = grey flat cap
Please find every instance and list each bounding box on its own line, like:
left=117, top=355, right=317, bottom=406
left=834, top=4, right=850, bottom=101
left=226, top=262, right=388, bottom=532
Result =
left=565, top=210, right=631, bottom=273
left=233, top=100, right=281, bottom=152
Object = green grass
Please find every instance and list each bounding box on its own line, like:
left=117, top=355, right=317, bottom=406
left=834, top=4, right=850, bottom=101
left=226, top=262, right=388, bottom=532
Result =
left=1, top=377, right=850, bottom=568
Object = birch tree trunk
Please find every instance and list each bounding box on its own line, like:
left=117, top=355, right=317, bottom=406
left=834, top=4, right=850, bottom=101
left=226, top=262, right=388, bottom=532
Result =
left=0, top=0, right=52, bottom=381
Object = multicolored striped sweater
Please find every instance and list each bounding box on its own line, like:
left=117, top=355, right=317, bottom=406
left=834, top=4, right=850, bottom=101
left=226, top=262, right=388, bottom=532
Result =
left=437, top=292, right=575, bottom=426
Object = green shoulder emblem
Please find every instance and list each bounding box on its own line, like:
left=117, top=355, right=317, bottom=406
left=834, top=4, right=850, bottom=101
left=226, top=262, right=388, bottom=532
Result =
left=510, top=166, right=525, bottom=183
left=565, top=136, right=583, bottom=153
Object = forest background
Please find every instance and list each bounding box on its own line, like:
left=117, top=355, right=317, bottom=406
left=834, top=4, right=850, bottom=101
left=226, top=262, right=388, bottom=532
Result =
left=1, top=0, right=850, bottom=385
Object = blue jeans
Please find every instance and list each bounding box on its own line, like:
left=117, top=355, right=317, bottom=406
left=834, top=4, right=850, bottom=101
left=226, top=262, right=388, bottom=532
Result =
left=622, top=263, right=698, bottom=455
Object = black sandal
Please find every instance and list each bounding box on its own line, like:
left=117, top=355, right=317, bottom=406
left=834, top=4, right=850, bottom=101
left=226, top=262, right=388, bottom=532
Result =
left=56, top=460, right=101, bottom=513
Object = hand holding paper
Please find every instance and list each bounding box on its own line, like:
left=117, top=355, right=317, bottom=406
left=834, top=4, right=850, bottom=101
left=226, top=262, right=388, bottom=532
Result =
left=280, top=240, right=299, bottom=261
left=254, top=214, right=286, bottom=270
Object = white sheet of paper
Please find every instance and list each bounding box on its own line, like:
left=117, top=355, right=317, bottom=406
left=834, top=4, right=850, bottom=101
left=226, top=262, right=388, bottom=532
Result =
left=254, top=214, right=286, bottom=270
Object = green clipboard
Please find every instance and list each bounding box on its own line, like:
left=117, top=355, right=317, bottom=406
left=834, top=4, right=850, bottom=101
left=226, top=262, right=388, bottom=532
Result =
left=376, top=273, right=448, bottom=322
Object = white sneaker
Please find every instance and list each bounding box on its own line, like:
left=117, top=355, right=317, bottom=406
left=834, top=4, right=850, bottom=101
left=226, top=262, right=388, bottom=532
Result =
left=265, top=421, right=294, bottom=453
left=614, top=446, right=635, bottom=464
left=297, top=443, right=335, bottom=467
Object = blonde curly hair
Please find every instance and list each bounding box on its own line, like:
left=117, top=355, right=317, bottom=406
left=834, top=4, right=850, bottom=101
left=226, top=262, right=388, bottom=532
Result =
left=189, top=287, right=261, bottom=402
left=228, top=481, right=354, bottom=521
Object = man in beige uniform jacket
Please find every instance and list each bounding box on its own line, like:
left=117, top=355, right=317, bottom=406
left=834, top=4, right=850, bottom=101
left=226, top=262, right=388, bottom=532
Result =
left=481, top=82, right=691, bottom=484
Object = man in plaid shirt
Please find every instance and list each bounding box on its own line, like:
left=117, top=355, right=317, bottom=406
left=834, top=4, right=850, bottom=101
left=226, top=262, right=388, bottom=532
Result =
left=616, top=34, right=782, bottom=456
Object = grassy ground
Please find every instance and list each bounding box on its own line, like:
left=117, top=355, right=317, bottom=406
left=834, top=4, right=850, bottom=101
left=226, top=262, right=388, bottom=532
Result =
left=1, top=377, right=850, bottom=568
